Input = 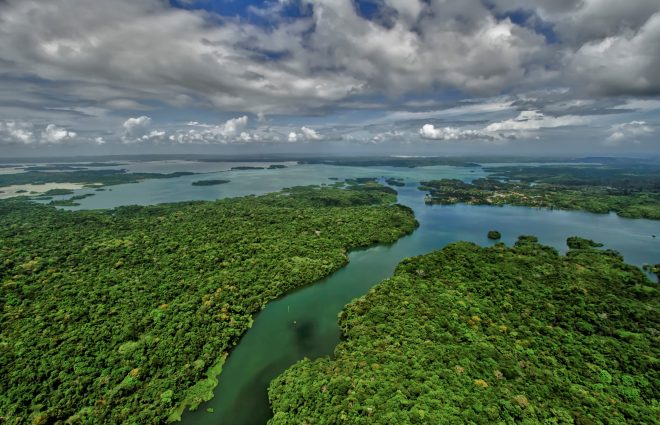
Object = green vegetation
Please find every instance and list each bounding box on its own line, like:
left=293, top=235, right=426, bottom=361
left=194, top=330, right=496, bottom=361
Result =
left=48, top=193, right=96, bottom=207
left=231, top=166, right=264, bottom=171
left=385, top=177, right=405, bottom=187
left=191, top=179, right=230, bottom=186
left=269, top=237, right=658, bottom=424
left=42, top=188, right=75, bottom=196
left=346, top=177, right=378, bottom=184
left=642, top=264, right=660, bottom=280
left=485, top=164, right=660, bottom=190
left=22, top=163, right=126, bottom=171
left=299, top=157, right=483, bottom=168
left=487, top=230, right=501, bottom=240
left=420, top=177, right=660, bottom=220
left=0, top=185, right=416, bottom=424
left=0, top=170, right=195, bottom=188
left=268, top=165, right=288, bottom=169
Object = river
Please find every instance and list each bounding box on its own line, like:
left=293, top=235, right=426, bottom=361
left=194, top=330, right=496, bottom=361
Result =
left=178, top=179, right=659, bottom=425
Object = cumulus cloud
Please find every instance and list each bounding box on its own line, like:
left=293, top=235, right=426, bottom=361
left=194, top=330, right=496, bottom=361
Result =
left=419, top=124, right=487, bottom=141
left=41, top=124, right=77, bottom=143
left=285, top=127, right=323, bottom=142
left=605, top=120, right=654, bottom=145
left=129, top=116, right=253, bottom=144
left=121, top=116, right=152, bottom=143
left=0, top=121, right=81, bottom=145
left=484, top=110, right=587, bottom=132
left=0, top=121, right=34, bottom=144
left=419, top=110, right=589, bottom=142
left=300, top=126, right=322, bottom=140
left=219, top=116, right=248, bottom=137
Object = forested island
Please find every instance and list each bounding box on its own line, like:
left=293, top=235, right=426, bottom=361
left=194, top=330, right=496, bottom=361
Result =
left=191, top=179, right=230, bottom=186
left=420, top=164, right=660, bottom=220
left=0, top=184, right=417, bottom=424
left=47, top=193, right=96, bottom=206
left=385, top=177, right=405, bottom=187
left=0, top=169, right=196, bottom=188
left=269, top=236, right=658, bottom=424
left=230, top=166, right=265, bottom=171
left=420, top=179, right=660, bottom=220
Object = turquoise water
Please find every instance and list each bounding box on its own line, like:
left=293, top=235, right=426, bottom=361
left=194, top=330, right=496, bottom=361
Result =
left=178, top=181, right=658, bottom=425
left=35, top=161, right=659, bottom=424
left=51, top=163, right=485, bottom=210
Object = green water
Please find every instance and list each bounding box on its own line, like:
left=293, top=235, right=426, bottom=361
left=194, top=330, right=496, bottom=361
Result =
left=31, top=161, right=659, bottom=424
left=180, top=182, right=659, bottom=425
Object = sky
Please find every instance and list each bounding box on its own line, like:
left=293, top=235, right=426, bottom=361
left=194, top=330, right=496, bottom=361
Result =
left=0, top=0, right=659, bottom=157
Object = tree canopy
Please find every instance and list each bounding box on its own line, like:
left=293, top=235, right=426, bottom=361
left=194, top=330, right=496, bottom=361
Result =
left=0, top=185, right=417, bottom=424
left=269, top=237, right=659, bottom=424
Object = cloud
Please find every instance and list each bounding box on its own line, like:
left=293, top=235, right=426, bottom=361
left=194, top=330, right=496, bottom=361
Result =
left=121, top=115, right=152, bottom=143
left=300, top=126, right=322, bottom=140
left=124, top=115, right=253, bottom=145
left=0, top=0, right=658, bottom=155
left=285, top=127, right=323, bottom=143
left=105, top=99, right=151, bottom=110
left=0, top=121, right=34, bottom=144
left=41, top=124, right=77, bottom=143
left=605, top=120, right=654, bottom=145
left=419, top=110, right=589, bottom=142
left=0, top=0, right=553, bottom=115
left=566, top=12, right=660, bottom=96
left=219, top=116, right=248, bottom=137
left=484, top=110, right=587, bottom=132
left=419, top=124, right=487, bottom=141
left=0, top=121, right=82, bottom=145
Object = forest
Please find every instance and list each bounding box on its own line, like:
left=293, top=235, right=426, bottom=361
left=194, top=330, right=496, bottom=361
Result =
left=0, top=169, right=195, bottom=188
left=269, top=236, right=659, bottom=424
left=484, top=163, right=660, bottom=190
left=0, top=184, right=417, bottom=425
left=420, top=175, right=660, bottom=220
left=191, top=179, right=230, bottom=186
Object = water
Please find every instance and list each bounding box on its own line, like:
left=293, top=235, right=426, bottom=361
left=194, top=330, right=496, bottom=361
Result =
left=46, top=163, right=485, bottom=210
left=180, top=182, right=659, bottom=425
left=23, top=161, right=659, bottom=424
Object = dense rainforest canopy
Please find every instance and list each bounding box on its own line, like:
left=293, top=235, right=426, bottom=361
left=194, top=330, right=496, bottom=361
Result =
left=0, top=169, right=195, bottom=188
left=269, top=237, right=659, bottom=424
left=420, top=178, right=660, bottom=220
left=0, top=184, right=417, bottom=424
left=421, top=163, right=660, bottom=220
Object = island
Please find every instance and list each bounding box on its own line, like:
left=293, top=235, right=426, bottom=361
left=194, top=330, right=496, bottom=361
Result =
left=0, top=184, right=417, bottom=424
left=230, top=166, right=265, bottom=171
left=487, top=230, right=501, bottom=240
left=267, top=164, right=288, bottom=169
left=0, top=169, right=196, bottom=189
left=385, top=177, right=405, bottom=187
left=269, top=236, right=658, bottom=424
left=191, top=179, right=230, bottom=186
left=48, top=193, right=96, bottom=206
left=419, top=163, right=660, bottom=220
